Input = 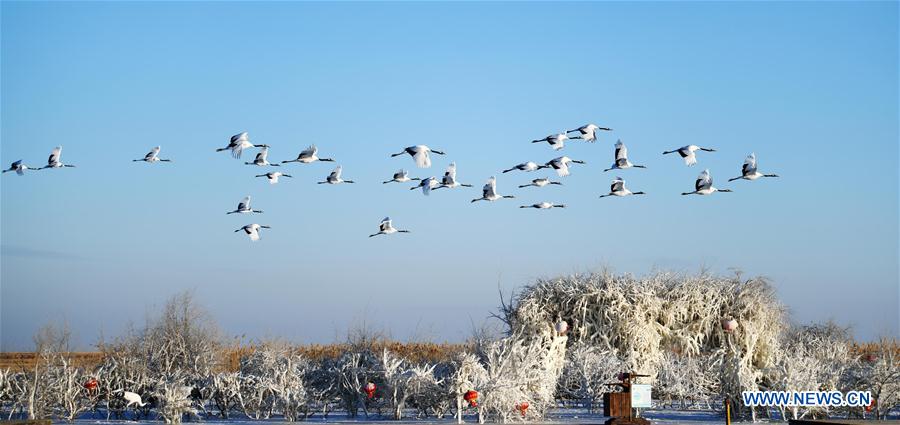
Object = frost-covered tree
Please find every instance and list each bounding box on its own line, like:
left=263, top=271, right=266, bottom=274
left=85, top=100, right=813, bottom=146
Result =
left=331, top=350, right=378, bottom=418
left=557, top=343, right=624, bottom=412
left=45, top=356, right=92, bottom=421
left=844, top=338, right=900, bottom=420
left=209, top=372, right=241, bottom=418
left=767, top=323, right=854, bottom=420
left=238, top=341, right=310, bottom=421
left=153, top=377, right=196, bottom=424
left=473, top=328, right=567, bottom=423
left=448, top=352, right=488, bottom=424
left=143, top=292, right=222, bottom=381
left=502, top=271, right=784, bottom=420
left=655, top=351, right=717, bottom=409
left=405, top=362, right=450, bottom=419
left=1, top=370, right=29, bottom=420
left=236, top=344, right=302, bottom=420
left=376, top=348, right=408, bottom=419
left=24, top=323, right=76, bottom=420
left=304, top=358, right=340, bottom=419
left=0, top=369, right=15, bottom=417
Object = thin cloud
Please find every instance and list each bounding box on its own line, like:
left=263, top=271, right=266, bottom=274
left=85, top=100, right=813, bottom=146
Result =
left=1, top=245, right=87, bottom=261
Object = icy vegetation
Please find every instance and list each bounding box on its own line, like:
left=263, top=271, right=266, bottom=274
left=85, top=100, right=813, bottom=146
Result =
left=0, top=273, right=897, bottom=423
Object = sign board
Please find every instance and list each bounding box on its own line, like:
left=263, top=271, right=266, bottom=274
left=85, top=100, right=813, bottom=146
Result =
left=631, top=384, right=652, bottom=408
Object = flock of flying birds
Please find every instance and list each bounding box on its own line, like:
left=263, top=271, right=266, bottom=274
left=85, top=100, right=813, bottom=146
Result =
left=3, top=124, right=779, bottom=241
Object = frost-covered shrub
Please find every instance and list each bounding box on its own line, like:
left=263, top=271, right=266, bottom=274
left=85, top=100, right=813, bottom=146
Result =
left=767, top=323, right=854, bottom=420
left=304, top=358, right=340, bottom=418
left=656, top=351, right=718, bottom=409
left=331, top=350, right=379, bottom=418
left=472, top=330, right=567, bottom=423
left=557, top=343, right=624, bottom=412
left=237, top=342, right=310, bottom=420
left=844, top=338, right=900, bottom=420
left=447, top=352, right=487, bottom=423
left=143, top=292, right=222, bottom=381
left=209, top=372, right=240, bottom=418
left=503, top=270, right=784, bottom=419
left=45, top=356, right=92, bottom=421
left=153, top=377, right=196, bottom=424
left=405, top=362, right=451, bottom=419
left=0, top=369, right=29, bottom=420
left=376, top=349, right=408, bottom=419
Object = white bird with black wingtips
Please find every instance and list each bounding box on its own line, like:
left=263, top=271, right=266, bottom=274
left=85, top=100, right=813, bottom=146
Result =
left=531, top=132, right=568, bottom=150
left=520, top=202, right=565, bottom=209
left=245, top=146, right=278, bottom=166
left=471, top=176, right=515, bottom=203
left=217, top=132, right=264, bottom=159
left=255, top=171, right=292, bottom=185
left=318, top=165, right=354, bottom=184
left=2, top=160, right=35, bottom=176
left=502, top=161, right=544, bottom=173
left=567, top=124, right=612, bottom=142
left=235, top=224, right=270, bottom=241
left=682, top=169, right=732, bottom=196
left=604, top=140, right=646, bottom=172
left=434, top=162, right=473, bottom=190
left=281, top=145, right=335, bottom=165
left=518, top=177, right=562, bottom=189
left=383, top=169, right=420, bottom=184
left=41, top=146, right=75, bottom=169
left=599, top=177, right=646, bottom=198
left=369, top=217, right=410, bottom=238
left=544, top=156, right=585, bottom=177
left=663, top=144, right=715, bottom=166
left=133, top=146, right=171, bottom=164
left=391, top=145, right=445, bottom=168
left=729, top=153, right=779, bottom=182
left=227, top=196, right=263, bottom=214
left=410, top=176, right=439, bottom=196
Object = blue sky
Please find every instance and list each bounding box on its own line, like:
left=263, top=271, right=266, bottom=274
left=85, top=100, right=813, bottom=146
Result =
left=1, top=1, right=897, bottom=350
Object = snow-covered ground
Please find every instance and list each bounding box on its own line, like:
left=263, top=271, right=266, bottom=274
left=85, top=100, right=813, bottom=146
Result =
left=65, top=408, right=766, bottom=424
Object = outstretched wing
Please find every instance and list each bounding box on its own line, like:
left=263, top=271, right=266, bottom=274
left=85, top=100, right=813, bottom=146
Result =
left=611, top=178, right=625, bottom=193
left=237, top=196, right=250, bottom=211
left=331, top=165, right=342, bottom=179
left=48, top=146, right=62, bottom=164
left=483, top=176, right=497, bottom=198
left=445, top=162, right=457, bottom=180
left=258, top=146, right=270, bottom=162
left=614, top=140, right=627, bottom=160
left=742, top=153, right=757, bottom=176
left=145, top=146, right=160, bottom=160
left=440, top=162, right=456, bottom=185
left=231, top=132, right=249, bottom=144
left=299, top=145, right=316, bottom=160
left=552, top=157, right=570, bottom=177
left=695, top=169, right=712, bottom=191
left=379, top=218, right=391, bottom=232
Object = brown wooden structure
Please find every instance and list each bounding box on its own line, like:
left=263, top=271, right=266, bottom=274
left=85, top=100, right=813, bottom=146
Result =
left=603, top=372, right=651, bottom=425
